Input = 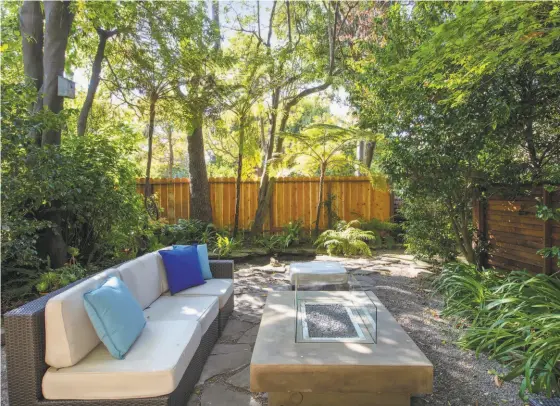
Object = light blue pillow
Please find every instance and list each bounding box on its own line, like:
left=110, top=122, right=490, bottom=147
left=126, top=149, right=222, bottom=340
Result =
left=173, top=244, right=213, bottom=280
left=84, top=277, right=146, bottom=359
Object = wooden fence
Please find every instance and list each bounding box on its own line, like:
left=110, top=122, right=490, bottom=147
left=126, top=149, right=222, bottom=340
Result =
left=474, top=185, right=559, bottom=274
left=137, top=176, right=391, bottom=231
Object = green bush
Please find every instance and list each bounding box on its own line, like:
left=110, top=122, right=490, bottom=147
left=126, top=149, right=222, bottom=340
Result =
left=35, top=263, right=87, bottom=294
left=434, top=263, right=560, bottom=398
left=400, top=197, right=458, bottom=262
left=359, top=218, right=402, bottom=249
left=213, top=234, right=243, bottom=257
left=314, top=220, right=376, bottom=257
left=159, top=219, right=216, bottom=246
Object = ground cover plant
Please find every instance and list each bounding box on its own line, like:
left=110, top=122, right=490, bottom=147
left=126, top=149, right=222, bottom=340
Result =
left=434, top=263, right=560, bottom=399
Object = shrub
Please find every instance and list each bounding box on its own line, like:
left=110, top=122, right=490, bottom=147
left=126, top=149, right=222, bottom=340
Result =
left=35, top=263, right=87, bottom=294
left=400, top=197, right=458, bottom=262
left=160, top=219, right=216, bottom=246
left=359, top=218, right=402, bottom=249
left=213, top=234, right=243, bottom=257
left=314, top=220, right=376, bottom=257
left=434, top=263, right=560, bottom=398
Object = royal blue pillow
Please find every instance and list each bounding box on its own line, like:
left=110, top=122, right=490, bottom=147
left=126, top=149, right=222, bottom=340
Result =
left=173, top=244, right=213, bottom=280
left=159, top=247, right=206, bottom=294
left=83, top=277, right=146, bottom=359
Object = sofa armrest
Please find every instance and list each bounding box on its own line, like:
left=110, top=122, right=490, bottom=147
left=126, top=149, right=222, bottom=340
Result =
left=209, top=260, right=234, bottom=279
left=4, top=279, right=85, bottom=405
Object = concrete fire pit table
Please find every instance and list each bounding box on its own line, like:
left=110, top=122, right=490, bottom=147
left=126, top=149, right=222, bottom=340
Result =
left=250, top=291, right=433, bottom=406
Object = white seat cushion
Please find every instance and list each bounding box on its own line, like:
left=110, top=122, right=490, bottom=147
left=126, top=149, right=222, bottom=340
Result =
left=118, top=252, right=168, bottom=309
left=172, top=279, right=233, bottom=308
left=45, top=268, right=121, bottom=368
left=144, top=296, right=219, bottom=334
left=42, top=320, right=201, bottom=400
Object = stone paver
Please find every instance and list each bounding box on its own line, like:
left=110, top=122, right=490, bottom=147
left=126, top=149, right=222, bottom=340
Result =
left=198, top=345, right=252, bottom=384
left=219, top=319, right=255, bottom=342
left=227, top=365, right=250, bottom=390
left=237, top=325, right=259, bottom=344
left=201, top=382, right=259, bottom=406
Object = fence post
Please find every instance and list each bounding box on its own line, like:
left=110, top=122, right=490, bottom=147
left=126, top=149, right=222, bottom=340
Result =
left=543, top=187, right=553, bottom=275
left=472, top=188, right=488, bottom=268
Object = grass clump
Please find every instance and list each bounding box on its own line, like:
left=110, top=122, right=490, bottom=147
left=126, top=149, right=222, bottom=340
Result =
left=434, top=263, right=560, bottom=399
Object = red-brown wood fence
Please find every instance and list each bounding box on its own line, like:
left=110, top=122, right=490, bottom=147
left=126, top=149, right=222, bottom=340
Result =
left=474, top=185, right=559, bottom=274
left=137, top=176, right=392, bottom=232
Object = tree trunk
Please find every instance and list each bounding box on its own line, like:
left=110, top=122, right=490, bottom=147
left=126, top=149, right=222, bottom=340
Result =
left=233, top=118, right=245, bottom=237
left=188, top=119, right=213, bottom=223
left=364, top=141, right=376, bottom=168
left=314, top=163, right=327, bottom=237
left=251, top=87, right=280, bottom=235
left=42, top=1, right=74, bottom=146
left=211, top=1, right=220, bottom=50
left=77, top=28, right=117, bottom=137
left=167, top=126, right=174, bottom=178
left=144, top=94, right=157, bottom=210
left=19, top=1, right=44, bottom=96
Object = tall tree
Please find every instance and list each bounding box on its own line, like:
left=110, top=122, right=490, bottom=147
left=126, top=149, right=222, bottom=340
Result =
left=104, top=2, right=173, bottom=214
left=249, top=1, right=353, bottom=234
left=18, top=0, right=75, bottom=267
left=158, top=2, right=223, bottom=223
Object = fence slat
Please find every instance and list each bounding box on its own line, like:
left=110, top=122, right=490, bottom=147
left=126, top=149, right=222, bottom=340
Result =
left=137, top=177, right=391, bottom=231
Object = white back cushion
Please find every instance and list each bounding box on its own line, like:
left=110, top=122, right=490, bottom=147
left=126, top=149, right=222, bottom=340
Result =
left=45, top=268, right=121, bottom=368
left=117, top=252, right=167, bottom=309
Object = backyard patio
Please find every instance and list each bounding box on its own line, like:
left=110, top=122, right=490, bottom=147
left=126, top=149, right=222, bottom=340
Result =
left=4, top=251, right=525, bottom=406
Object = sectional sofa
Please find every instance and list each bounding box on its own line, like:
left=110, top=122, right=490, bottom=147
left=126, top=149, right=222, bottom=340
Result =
left=4, top=249, right=235, bottom=406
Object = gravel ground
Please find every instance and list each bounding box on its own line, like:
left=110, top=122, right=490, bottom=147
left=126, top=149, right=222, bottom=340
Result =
left=0, top=250, right=528, bottom=406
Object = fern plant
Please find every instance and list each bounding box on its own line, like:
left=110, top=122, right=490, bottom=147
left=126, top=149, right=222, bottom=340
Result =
left=314, top=221, right=376, bottom=257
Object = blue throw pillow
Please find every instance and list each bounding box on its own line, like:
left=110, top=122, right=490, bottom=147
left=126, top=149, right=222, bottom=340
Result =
left=83, top=277, right=146, bottom=359
left=173, top=244, right=213, bottom=280
left=160, top=247, right=206, bottom=294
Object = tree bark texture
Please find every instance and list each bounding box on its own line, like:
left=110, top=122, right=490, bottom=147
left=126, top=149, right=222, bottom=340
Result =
left=144, top=94, right=157, bottom=209
left=167, top=126, right=174, bottom=178
left=188, top=121, right=213, bottom=223
left=19, top=1, right=44, bottom=94
left=77, top=28, right=117, bottom=137
left=314, top=163, right=327, bottom=237
left=212, top=0, right=220, bottom=50
left=42, top=1, right=74, bottom=146
left=233, top=119, right=245, bottom=237
left=19, top=0, right=44, bottom=145
left=251, top=87, right=280, bottom=234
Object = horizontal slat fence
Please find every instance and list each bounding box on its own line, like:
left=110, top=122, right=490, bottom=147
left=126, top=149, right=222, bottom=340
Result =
left=137, top=176, right=391, bottom=232
left=474, top=186, right=559, bottom=274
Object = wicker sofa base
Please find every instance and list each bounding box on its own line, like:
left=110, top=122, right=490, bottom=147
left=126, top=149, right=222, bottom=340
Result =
left=219, top=294, right=234, bottom=333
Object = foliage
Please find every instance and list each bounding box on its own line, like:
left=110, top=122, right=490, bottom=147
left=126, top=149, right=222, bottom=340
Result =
left=359, top=218, right=401, bottom=249
left=35, top=264, right=87, bottom=294
left=399, top=197, right=459, bottom=262
left=347, top=2, right=560, bottom=263
left=434, top=263, right=560, bottom=398
left=281, top=220, right=304, bottom=248
left=315, top=220, right=376, bottom=257
left=213, top=234, right=243, bottom=258
left=160, top=219, right=216, bottom=246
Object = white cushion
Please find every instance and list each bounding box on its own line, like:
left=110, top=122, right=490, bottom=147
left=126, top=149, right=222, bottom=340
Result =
left=118, top=252, right=167, bottom=309
left=45, top=268, right=121, bottom=368
left=42, top=320, right=201, bottom=400
left=172, top=278, right=233, bottom=308
left=144, top=295, right=219, bottom=334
